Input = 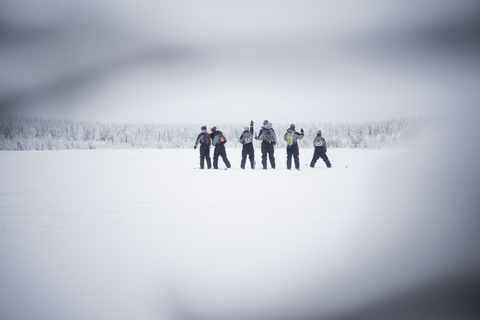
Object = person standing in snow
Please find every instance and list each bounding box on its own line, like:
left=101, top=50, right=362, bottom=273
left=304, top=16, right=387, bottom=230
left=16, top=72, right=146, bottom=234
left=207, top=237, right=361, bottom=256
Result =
left=210, top=126, right=231, bottom=169
left=239, top=120, right=255, bottom=169
left=284, top=124, right=304, bottom=170
left=194, top=125, right=212, bottom=169
left=256, top=120, right=276, bottom=169
left=310, top=130, right=331, bottom=168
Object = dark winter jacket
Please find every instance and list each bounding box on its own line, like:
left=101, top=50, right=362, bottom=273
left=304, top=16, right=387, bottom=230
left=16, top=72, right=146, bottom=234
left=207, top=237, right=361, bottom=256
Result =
left=195, top=130, right=210, bottom=148
left=283, top=128, right=304, bottom=145
left=239, top=123, right=254, bottom=145
left=256, top=123, right=276, bottom=144
left=211, top=130, right=226, bottom=146
left=313, top=134, right=327, bottom=152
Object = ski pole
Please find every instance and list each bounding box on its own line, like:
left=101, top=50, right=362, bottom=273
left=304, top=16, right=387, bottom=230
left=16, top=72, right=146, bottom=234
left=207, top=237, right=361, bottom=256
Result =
left=327, top=151, right=348, bottom=168
left=302, top=142, right=306, bottom=165
left=193, top=154, right=199, bottom=169
left=305, top=149, right=313, bottom=166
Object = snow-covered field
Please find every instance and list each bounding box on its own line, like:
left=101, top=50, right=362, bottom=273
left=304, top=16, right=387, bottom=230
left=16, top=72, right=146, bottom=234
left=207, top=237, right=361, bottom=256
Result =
left=1, top=139, right=479, bottom=319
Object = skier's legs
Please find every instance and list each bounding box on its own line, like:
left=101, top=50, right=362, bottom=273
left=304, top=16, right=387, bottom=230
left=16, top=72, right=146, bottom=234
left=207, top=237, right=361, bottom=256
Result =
left=241, top=147, right=248, bottom=169
left=268, top=144, right=276, bottom=169
left=310, top=148, right=321, bottom=167
left=213, top=147, right=220, bottom=169
left=293, top=145, right=300, bottom=169
left=261, top=144, right=268, bottom=169
left=220, top=146, right=231, bottom=168
left=320, top=152, right=331, bottom=168
left=205, top=147, right=212, bottom=169
left=286, top=147, right=293, bottom=169
left=246, top=144, right=255, bottom=169
left=199, top=147, right=206, bottom=169
left=249, top=150, right=255, bottom=169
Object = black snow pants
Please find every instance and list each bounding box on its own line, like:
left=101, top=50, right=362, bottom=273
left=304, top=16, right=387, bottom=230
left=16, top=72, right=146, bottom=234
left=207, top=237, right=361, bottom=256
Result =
left=261, top=142, right=275, bottom=169
left=199, top=145, right=211, bottom=169
left=310, top=147, right=331, bottom=168
left=213, top=144, right=231, bottom=169
left=241, top=143, right=255, bottom=169
left=286, top=144, right=300, bottom=170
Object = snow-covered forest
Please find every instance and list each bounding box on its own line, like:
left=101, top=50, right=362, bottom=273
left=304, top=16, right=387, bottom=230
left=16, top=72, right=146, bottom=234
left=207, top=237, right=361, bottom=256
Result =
left=0, top=117, right=433, bottom=150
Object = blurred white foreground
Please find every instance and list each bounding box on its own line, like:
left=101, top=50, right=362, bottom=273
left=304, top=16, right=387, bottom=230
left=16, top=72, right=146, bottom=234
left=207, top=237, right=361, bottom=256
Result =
left=0, top=142, right=479, bottom=319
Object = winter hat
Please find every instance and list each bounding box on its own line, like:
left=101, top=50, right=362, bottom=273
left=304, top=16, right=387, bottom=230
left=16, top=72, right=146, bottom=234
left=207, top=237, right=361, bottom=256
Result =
left=211, top=126, right=217, bottom=132
left=201, top=126, right=207, bottom=130
left=290, top=123, right=295, bottom=130
left=263, top=120, right=269, bottom=125
left=317, top=130, right=322, bottom=135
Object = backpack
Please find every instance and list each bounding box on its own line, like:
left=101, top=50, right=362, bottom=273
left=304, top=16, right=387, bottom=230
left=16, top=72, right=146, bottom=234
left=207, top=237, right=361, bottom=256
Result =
left=262, top=129, right=274, bottom=143
left=212, top=132, right=226, bottom=146
left=286, top=131, right=295, bottom=146
left=203, top=133, right=211, bottom=146
left=219, top=132, right=227, bottom=144
left=241, top=131, right=253, bottom=145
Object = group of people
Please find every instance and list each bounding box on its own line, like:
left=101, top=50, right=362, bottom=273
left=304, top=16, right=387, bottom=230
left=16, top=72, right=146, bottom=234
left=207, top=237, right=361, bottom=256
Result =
left=194, top=120, right=331, bottom=170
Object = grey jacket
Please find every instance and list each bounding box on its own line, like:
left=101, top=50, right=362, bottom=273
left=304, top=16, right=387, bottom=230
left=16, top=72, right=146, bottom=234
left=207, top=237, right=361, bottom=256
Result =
left=313, top=134, right=327, bottom=151
left=239, top=123, right=254, bottom=145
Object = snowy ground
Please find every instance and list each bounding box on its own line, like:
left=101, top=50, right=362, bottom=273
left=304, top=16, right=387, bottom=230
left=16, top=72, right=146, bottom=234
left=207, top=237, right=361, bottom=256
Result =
left=1, top=142, right=479, bottom=319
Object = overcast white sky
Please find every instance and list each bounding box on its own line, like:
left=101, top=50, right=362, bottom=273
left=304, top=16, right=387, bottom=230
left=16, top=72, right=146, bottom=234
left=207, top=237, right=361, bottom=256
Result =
left=1, top=0, right=479, bottom=124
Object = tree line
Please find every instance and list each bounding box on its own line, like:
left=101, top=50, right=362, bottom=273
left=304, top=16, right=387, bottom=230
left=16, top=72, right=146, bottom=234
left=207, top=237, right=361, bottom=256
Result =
left=0, top=116, right=433, bottom=151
